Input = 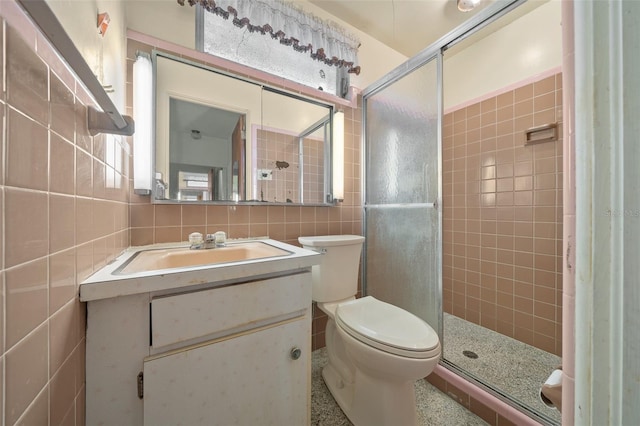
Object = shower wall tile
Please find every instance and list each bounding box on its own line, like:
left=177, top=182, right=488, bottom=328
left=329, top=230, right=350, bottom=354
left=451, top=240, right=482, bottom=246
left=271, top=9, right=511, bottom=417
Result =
left=443, top=72, right=563, bottom=356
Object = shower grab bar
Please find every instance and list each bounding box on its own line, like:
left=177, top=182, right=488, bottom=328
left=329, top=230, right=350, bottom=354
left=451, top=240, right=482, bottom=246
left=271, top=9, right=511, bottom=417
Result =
left=524, top=122, right=558, bottom=145
left=17, top=0, right=135, bottom=136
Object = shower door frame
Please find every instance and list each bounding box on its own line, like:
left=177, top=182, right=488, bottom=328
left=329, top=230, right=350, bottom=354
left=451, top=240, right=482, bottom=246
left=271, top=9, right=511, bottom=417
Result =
left=360, top=0, right=561, bottom=424
left=362, top=51, right=444, bottom=338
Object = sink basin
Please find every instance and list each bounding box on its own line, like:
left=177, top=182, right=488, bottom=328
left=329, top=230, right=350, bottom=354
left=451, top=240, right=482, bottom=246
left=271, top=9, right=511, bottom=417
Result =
left=116, top=241, right=292, bottom=274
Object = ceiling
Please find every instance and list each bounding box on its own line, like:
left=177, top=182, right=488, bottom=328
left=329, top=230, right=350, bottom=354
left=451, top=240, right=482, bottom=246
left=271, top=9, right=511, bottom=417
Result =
left=308, top=0, right=497, bottom=57
left=170, top=98, right=241, bottom=141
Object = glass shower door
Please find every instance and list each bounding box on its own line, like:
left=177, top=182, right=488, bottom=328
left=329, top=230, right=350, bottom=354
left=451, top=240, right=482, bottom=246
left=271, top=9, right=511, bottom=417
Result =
left=363, top=54, right=442, bottom=335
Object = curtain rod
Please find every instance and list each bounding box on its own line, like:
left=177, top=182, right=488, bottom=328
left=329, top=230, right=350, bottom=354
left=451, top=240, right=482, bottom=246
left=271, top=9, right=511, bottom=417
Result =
left=16, top=0, right=134, bottom=136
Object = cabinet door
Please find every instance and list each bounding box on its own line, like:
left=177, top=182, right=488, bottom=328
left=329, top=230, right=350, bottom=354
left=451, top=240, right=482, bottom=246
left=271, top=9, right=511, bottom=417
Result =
left=143, top=318, right=310, bottom=426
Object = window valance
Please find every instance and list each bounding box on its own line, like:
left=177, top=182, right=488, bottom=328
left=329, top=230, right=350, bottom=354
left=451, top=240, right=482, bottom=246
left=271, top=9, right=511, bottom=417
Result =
left=177, top=0, right=361, bottom=75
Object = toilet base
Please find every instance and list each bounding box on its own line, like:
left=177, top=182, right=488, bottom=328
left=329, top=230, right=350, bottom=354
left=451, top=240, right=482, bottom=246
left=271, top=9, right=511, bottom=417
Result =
left=322, top=363, right=419, bottom=426
left=322, top=363, right=354, bottom=417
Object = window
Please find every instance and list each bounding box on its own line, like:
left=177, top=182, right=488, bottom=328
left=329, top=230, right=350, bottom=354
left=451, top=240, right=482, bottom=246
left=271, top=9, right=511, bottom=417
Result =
left=184, top=0, right=360, bottom=98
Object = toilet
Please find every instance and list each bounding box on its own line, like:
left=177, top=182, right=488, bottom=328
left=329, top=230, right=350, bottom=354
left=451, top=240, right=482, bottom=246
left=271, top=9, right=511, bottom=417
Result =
left=299, top=235, right=441, bottom=426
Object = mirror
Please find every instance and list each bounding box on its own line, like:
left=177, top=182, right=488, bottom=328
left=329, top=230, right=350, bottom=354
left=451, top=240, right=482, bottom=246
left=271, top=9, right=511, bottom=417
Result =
left=153, top=53, right=334, bottom=205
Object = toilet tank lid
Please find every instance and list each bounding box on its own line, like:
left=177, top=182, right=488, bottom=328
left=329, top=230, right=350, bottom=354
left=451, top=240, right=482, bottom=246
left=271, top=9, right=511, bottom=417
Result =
left=298, top=235, right=365, bottom=247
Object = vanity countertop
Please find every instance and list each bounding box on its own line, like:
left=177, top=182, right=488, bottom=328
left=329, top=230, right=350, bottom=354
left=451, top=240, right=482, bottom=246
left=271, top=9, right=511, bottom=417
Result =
left=80, top=238, right=320, bottom=302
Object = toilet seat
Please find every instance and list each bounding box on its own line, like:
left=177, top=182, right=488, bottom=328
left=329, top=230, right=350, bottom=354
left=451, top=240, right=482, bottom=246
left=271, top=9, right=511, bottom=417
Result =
left=335, top=296, right=440, bottom=359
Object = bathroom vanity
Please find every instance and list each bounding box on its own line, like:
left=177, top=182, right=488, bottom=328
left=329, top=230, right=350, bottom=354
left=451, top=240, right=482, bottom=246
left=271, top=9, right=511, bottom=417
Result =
left=80, top=239, right=320, bottom=426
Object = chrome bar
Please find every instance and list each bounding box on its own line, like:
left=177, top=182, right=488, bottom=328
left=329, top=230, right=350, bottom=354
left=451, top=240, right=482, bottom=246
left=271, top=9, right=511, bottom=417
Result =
left=364, top=203, right=436, bottom=209
left=17, top=0, right=131, bottom=131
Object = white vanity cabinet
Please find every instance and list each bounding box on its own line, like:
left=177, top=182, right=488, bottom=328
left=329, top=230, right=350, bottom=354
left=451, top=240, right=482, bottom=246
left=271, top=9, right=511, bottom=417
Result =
left=143, top=319, right=308, bottom=425
left=143, top=273, right=311, bottom=425
left=81, top=240, right=318, bottom=426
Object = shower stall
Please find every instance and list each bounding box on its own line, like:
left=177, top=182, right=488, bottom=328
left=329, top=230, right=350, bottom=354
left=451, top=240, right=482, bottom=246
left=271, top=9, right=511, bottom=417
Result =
left=362, top=1, right=562, bottom=425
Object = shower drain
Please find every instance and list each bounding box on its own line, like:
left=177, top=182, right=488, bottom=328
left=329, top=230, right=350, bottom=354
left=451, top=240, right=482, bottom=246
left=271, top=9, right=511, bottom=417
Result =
left=462, top=350, right=479, bottom=359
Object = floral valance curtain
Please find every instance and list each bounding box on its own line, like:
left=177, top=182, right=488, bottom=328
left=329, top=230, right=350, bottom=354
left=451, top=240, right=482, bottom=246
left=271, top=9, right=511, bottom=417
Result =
left=178, top=0, right=361, bottom=75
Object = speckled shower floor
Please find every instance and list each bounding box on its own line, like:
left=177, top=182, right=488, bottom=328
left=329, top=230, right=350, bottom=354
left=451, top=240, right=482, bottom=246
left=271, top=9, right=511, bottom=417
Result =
left=443, top=313, right=562, bottom=425
left=311, top=348, right=488, bottom=426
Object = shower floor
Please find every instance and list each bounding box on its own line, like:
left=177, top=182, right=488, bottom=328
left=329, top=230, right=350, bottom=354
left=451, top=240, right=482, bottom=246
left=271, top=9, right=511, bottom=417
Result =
left=443, top=313, right=562, bottom=424
left=311, top=347, right=488, bottom=426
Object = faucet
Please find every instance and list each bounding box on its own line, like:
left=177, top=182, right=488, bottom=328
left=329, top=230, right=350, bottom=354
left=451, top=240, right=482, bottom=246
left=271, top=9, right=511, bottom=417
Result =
left=189, top=231, right=226, bottom=250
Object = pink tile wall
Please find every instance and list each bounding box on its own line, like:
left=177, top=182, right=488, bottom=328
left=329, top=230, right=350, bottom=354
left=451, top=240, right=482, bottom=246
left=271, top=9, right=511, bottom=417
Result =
left=125, top=37, right=363, bottom=351
left=443, top=73, right=564, bottom=355
left=0, top=3, right=130, bottom=424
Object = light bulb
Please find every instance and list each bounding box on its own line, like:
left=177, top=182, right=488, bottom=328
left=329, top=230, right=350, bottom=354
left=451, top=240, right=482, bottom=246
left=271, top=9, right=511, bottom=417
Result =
left=457, top=0, right=481, bottom=12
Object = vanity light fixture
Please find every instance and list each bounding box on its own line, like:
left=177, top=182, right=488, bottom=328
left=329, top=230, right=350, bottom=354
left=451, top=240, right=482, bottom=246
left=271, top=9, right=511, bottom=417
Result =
left=457, top=0, right=481, bottom=12
left=332, top=111, right=345, bottom=202
left=133, top=52, right=153, bottom=195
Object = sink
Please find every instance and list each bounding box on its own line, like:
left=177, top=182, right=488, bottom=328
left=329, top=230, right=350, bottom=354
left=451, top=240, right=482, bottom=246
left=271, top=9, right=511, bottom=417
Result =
left=116, top=241, right=292, bottom=275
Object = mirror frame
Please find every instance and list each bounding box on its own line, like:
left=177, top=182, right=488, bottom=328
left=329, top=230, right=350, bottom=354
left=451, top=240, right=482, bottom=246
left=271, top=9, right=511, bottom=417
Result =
left=151, top=51, right=338, bottom=206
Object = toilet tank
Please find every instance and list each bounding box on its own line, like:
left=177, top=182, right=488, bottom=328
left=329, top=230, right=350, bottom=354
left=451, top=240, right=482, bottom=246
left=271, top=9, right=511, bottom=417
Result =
left=298, top=235, right=365, bottom=303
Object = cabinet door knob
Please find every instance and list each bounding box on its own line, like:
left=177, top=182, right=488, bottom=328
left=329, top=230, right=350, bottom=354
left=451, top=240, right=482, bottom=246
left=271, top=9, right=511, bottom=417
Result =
left=290, top=347, right=302, bottom=360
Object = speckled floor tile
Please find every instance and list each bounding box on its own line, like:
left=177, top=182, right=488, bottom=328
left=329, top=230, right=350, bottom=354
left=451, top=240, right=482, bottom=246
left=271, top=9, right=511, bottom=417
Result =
left=311, top=348, right=488, bottom=426
left=443, top=313, right=562, bottom=424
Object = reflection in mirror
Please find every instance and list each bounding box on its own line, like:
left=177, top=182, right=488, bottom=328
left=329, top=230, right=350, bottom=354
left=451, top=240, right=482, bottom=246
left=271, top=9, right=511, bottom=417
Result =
left=153, top=53, right=334, bottom=205
left=167, top=99, right=245, bottom=201
left=255, top=89, right=330, bottom=204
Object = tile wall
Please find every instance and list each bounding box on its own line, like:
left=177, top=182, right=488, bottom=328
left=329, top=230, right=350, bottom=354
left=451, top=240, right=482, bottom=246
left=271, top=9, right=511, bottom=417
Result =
left=442, top=73, right=563, bottom=355
left=0, top=7, right=131, bottom=426
left=125, top=37, right=363, bottom=352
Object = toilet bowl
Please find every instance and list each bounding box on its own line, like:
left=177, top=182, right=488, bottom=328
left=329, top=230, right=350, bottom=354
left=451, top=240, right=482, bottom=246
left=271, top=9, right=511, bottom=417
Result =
left=299, top=235, right=441, bottom=426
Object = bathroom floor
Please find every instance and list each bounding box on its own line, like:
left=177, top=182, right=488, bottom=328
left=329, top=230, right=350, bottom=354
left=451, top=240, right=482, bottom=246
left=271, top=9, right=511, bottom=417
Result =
left=311, top=348, right=488, bottom=426
left=443, top=313, right=562, bottom=425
